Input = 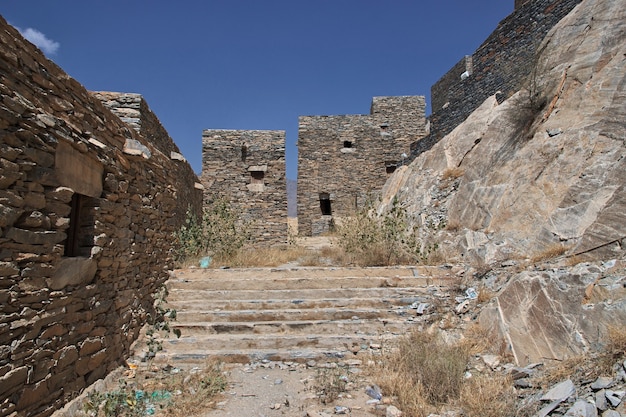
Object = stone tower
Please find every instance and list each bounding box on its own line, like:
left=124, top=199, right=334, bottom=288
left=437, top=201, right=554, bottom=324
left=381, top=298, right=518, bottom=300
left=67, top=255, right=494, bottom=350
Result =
left=297, top=96, right=427, bottom=236
left=201, top=129, right=287, bottom=245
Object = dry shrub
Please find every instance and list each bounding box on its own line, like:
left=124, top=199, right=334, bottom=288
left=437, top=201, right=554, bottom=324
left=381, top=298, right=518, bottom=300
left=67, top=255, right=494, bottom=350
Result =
left=461, top=323, right=505, bottom=356
left=530, top=244, right=568, bottom=263
left=599, top=325, right=626, bottom=373
left=374, top=330, right=469, bottom=416
left=155, top=360, right=227, bottom=416
left=313, top=366, right=348, bottom=404
left=459, top=374, right=516, bottom=417
left=441, top=167, right=465, bottom=181
left=533, top=355, right=587, bottom=389
left=477, top=287, right=497, bottom=304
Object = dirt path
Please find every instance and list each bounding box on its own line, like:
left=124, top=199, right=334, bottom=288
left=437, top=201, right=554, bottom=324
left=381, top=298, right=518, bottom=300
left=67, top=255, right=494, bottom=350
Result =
left=200, top=360, right=380, bottom=417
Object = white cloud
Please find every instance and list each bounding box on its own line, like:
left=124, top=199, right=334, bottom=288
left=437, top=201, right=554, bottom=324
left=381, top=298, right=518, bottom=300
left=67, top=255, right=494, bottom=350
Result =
left=16, top=27, right=60, bottom=55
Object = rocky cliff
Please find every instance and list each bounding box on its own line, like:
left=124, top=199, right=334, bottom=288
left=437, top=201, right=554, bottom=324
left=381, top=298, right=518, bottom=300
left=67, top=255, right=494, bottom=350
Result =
left=380, top=0, right=625, bottom=266
left=378, top=0, right=626, bottom=365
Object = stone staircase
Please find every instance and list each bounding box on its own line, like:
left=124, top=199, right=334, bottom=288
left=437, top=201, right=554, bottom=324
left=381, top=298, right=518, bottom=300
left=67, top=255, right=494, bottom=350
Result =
left=152, top=266, right=459, bottom=367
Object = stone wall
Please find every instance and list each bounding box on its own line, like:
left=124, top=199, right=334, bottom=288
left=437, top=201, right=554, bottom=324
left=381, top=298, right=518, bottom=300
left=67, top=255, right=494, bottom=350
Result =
left=297, top=96, right=426, bottom=236
left=201, top=130, right=287, bottom=245
left=94, top=92, right=203, bottom=225
left=413, top=0, right=582, bottom=159
left=0, top=17, right=199, bottom=416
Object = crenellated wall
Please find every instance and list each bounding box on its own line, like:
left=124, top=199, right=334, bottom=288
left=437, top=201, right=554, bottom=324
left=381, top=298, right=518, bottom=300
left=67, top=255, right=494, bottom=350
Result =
left=0, top=17, right=200, bottom=417
left=297, top=96, right=426, bottom=236
left=200, top=129, right=287, bottom=245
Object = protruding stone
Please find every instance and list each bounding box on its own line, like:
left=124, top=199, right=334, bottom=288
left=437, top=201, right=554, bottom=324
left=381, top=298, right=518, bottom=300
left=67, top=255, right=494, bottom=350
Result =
left=541, top=379, right=575, bottom=402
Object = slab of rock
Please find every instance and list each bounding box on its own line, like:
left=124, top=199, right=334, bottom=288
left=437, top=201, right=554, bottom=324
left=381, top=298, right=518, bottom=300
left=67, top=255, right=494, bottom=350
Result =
left=563, top=400, right=597, bottom=417
left=541, top=379, right=575, bottom=402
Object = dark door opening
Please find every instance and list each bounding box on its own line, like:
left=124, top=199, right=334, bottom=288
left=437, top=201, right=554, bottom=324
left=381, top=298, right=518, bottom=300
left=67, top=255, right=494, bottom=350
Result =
left=319, top=193, right=332, bottom=215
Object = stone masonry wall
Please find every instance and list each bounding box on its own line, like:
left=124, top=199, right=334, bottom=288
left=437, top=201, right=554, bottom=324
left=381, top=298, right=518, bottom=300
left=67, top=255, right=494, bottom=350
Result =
left=0, top=17, right=199, bottom=416
left=413, top=0, right=582, bottom=159
left=201, top=130, right=287, bottom=245
left=297, top=96, right=426, bottom=236
left=95, top=92, right=203, bottom=225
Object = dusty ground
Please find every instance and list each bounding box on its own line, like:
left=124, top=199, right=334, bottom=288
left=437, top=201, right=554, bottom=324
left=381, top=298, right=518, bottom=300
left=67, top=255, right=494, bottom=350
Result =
left=200, top=361, right=380, bottom=417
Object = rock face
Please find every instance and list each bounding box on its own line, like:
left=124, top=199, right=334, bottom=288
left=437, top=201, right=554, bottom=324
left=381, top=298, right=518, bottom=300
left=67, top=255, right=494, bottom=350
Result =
left=380, top=0, right=626, bottom=265
left=378, top=0, right=626, bottom=365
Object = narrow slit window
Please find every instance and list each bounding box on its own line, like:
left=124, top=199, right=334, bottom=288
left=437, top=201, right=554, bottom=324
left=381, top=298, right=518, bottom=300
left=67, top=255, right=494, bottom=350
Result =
left=319, top=193, right=332, bottom=215
left=64, top=193, right=95, bottom=257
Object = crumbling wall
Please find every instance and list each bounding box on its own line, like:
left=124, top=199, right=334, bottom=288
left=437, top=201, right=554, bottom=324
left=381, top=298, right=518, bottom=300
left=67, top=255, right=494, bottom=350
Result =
left=201, top=129, right=287, bottom=245
left=0, top=17, right=199, bottom=416
left=414, top=0, right=582, bottom=158
left=297, top=96, right=426, bottom=236
left=95, top=92, right=203, bottom=225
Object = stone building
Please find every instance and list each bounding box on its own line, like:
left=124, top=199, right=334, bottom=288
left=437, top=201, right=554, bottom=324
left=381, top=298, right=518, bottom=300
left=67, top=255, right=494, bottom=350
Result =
left=412, top=0, right=583, bottom=159
left=297, top=96, right=426, bottom=236
left=0, top=17, right=200, bottom=416
left=201, top=129, right=287, bottom=245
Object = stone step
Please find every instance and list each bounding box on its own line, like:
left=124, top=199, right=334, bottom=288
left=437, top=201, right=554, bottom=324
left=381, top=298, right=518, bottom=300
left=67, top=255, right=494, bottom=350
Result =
left=161, top=333, right=392, bottom=352
left=172, top=318, right=415, bottom=336
left=167, top=275, right=452, bottom=292
left=139, top=266, right=460, bottom=368
left=170, top=295, right=426, bottom=312
left=152, top=347, right=361, bottom=366
left=175, top=307, right=410, bottom=323
left=167, top=286, right=438, bottom=303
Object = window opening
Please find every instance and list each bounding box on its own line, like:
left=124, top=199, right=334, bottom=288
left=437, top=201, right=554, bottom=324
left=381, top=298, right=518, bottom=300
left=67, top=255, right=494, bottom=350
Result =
left=64, top=193, right=95, bottom=257
left=241, top=145, right=247, bottom=162
left=250, top=170, right=264, bottom=184
left=343, top=141, right=353, bottom=148
left=385, top=162, right=397, bottom=174
left=319, top=193, right=332, bottom=215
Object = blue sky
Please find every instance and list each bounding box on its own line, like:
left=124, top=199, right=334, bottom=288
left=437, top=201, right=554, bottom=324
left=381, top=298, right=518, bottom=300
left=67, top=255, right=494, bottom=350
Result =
left=2, top=1, right=512, bottom=179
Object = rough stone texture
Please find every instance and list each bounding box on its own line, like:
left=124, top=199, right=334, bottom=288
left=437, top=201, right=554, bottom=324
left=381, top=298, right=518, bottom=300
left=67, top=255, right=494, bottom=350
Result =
left=95, top=92, right=203, bottom=225
left=380, top=0, right=626, bottom=263
left=0, top=16, right=200, bottom=416
left=201, top=129, right=287, bottom=245
left=297, top=96, right=426, bottom=236
left=380, top=0, right=626, bottom=364
left=413, top=0, right=583, bottom=159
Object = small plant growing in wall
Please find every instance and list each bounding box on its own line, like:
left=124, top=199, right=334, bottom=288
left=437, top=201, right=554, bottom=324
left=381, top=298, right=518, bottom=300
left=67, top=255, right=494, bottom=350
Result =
left=144, top=284, right=180, bottom=363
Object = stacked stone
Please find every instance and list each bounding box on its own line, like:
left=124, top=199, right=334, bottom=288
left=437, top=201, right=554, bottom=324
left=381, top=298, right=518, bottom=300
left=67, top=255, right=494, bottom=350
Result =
left=297, top=96, right=426, bottom=236
left=94, top=92, right=203, bottom=225
left=0, top=17, right=199, bottom=416
left=418, top=0, right=583, bottom=158
left=201, top=129, right=287, bottom=245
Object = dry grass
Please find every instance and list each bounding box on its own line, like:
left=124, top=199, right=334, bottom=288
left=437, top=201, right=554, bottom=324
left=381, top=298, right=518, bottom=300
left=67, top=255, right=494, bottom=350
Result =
left=459, top=374, right=516, bottom=417
left=145, top=361, right=227, bottom=416
left=209, top=245, right=312, bottom=268
left=83, top=360, right=227, bottom=417
left=441, top=167, right=465, bottom=181
left=599, top=324, right=626, bottom=373
left=530, top=243, right=568, bottom=263
left=373, top=330, right=470, bottom=416
left=371, top=327, right=523, bottom=417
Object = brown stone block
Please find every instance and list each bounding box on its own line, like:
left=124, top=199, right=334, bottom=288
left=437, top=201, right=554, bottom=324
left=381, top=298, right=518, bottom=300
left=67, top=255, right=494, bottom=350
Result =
left=39, top=323, right=66, bottom=339
left=78, top=337, right=102, bottom=356
left=54, top=345, right=79, bottom=369
left=16, top=377, right=49, bottom=410
left=0, top=366, right=28, bottom=396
